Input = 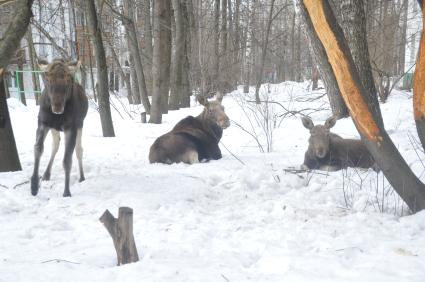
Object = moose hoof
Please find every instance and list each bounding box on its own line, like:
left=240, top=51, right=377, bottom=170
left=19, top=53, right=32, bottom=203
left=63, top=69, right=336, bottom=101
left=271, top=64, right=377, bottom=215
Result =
left=79, top=176, right=85, bottom=183
left=63, top=191, right=72, bottom=197
left=30, top=176, right=40, bottom=196
left=42, top=172, right=51, bottom=181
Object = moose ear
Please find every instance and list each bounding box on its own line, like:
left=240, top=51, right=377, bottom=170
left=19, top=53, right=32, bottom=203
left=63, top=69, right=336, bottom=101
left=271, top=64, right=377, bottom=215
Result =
left=215, top=91, right=224, bottom=103
left=196, top=95, right=209, bottom=107
left=302, top=116, right=314, bottom=130
left=324, top=116, right=337, bottom=129
left=38, top=58, right=49, bottom=72
left=67, top=61, right=81, bottom=75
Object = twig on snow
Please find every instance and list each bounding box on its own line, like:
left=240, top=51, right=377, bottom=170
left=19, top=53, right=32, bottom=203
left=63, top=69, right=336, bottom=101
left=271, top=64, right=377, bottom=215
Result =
left=41, top=259, right=81, bottom=264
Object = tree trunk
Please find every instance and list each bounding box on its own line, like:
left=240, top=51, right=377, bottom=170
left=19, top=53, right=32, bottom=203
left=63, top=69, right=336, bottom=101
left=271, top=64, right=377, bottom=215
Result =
left=99, top=207, right=139, bottom=266
left=0, top=70, right=22, bottom=172
left=303, top=0, right=425, bottom=213
left=414, top=3, right=425, bottom=151
left=142, top=0, right=153, bottom=94
left=129, top=55, right=140, bottom=104
left=213, top=0, right=220, bottom=92
left=0, top=0, right=34, bottom=69
left=169, top=0, right=186, bottom=110
left=254, top=0, right=275, bottom=104
left=123, top=0, right=151, bottom=112
left=149, top=0, right=172, bottom=123
left=399, top=0, right=408, bottom=76
left=86, top=0, right=115, bottom=137
left=337, top=0, right=383, bottom=126
left=298, top=1, right=349, bottom=118
left=17, top=59, right=27, bottom=106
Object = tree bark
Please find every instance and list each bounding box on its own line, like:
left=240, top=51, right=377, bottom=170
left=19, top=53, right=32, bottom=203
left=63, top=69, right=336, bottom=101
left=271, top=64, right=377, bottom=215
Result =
left=303, top=0, right=425, bottom=213
left=0, top=0, right=34, bottom=69
left=169, top=0, right=187, bottom=110
left=414, top=3, right=425, bottom=151
left=0, top=70, right=22, bottom=172
left=149, top=0, right=171, bottom=123
left=298, top=1, right=349, bottom=118
left=86, top=0, right=115, bottom=137
left=99, top=207, right=139, bottom=266
left=336, top=0, right=383, bottom=125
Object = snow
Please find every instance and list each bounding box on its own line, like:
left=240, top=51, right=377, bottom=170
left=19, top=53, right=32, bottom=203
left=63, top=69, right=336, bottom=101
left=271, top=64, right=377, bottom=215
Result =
left=1, top=82, right=425, bottom=281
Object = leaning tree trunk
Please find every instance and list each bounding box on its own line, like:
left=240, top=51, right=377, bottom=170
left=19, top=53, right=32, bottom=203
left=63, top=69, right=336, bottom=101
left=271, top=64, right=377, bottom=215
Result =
left=149, top=0, right=172, bottom=124
left=302, top=0, right=425, bottom=213
left=414, top=1, right=425, bottom=151
left=298, top=0, right=349, bottom=118
left=0, top=0, right=34, bottom=172
left=0, top=70, right=22, bottom=172
left=86, top=0, right=115, bottom=137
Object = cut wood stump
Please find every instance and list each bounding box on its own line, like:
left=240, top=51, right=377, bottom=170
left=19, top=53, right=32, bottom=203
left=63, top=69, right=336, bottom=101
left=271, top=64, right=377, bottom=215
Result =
left=99, top=207, right=139, bottom=265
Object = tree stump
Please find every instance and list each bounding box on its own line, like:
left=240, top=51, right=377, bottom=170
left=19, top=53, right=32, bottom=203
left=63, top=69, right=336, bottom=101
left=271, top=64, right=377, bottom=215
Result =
left=99, top=207, right=139, bottom=265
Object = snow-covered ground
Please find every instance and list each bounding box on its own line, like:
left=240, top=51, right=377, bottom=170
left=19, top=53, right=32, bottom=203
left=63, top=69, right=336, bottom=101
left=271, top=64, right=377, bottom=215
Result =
left=1, top=82, right=425, bottom=282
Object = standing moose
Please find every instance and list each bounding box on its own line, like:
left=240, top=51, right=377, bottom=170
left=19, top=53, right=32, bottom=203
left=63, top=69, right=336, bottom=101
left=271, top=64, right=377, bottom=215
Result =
left=301, top=116, right=378, bottom=171
left=149, top=93, right=230, bottom=164
left=31, top=59, right=88, bottom=197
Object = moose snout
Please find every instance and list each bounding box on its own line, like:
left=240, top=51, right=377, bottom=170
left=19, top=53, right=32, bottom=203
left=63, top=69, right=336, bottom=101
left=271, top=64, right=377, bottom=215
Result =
left=219, top=117, right=230, bottom=129
left=316, top=148, right=326, bottom=158
left=51, top=104, right=64, bottom=115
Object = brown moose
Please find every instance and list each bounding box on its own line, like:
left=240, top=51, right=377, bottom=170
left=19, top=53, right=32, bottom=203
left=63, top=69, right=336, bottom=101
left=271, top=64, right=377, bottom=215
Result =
left=149, top=93, right=230, bottom=164
left=31, top=59, right=88, bottom=197
left=301, top=116, right=378, bottom=171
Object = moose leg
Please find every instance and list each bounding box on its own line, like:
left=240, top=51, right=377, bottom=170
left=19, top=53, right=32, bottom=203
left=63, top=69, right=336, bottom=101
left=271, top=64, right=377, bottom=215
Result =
left=42, top=129, right=60, bottom=181
left=75, top=128, right=85, bottom=182
left=31, top=126, right=49, bottom=196
left=63, top=129, right=77, bottom=197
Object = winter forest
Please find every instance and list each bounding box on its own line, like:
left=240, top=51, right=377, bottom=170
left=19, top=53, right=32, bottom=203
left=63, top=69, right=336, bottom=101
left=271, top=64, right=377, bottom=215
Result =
left=1, top=0, right=425, bottom=281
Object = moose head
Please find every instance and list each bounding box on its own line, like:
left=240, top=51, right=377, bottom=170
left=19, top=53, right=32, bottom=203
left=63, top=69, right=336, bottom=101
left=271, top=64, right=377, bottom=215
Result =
left=38, top=59, right=80, bottom=114
left=302, top=116, right=337, bottom=159
left=197, top=92, right=230, bottom=129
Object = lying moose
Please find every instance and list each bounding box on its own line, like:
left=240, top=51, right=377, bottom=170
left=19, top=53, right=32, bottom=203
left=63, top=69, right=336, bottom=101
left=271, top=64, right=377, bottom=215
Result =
left=31, top=59, right=88, bottom=197
left=149, top=93, right=230, bottom=164
left=301, top=116, right=378, bottom=171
